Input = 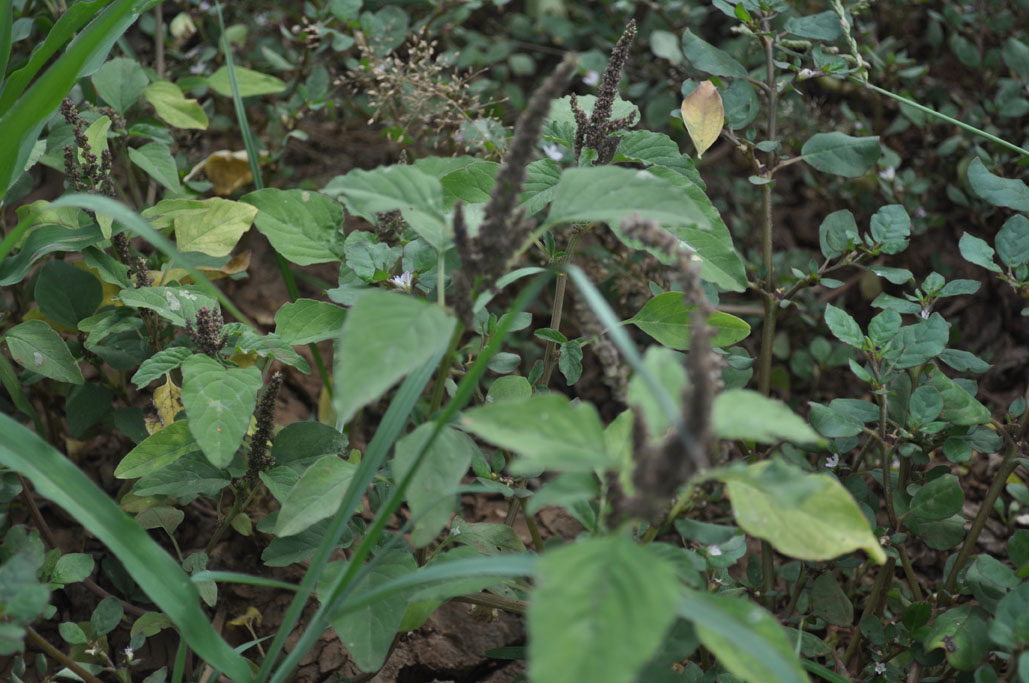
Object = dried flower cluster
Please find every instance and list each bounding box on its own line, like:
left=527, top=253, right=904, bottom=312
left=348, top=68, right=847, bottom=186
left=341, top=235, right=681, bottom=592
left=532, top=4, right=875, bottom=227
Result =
left=186, top=307, right=228, bottom=357
left=611, top=213, right=723, bottom=522
left=452, top=53, right=579, bottom=323
left=342, top=30, right=502, bottom=154
left=570, top=20, right=639, bottom=164
left=246, top=371, right=283, bottom=483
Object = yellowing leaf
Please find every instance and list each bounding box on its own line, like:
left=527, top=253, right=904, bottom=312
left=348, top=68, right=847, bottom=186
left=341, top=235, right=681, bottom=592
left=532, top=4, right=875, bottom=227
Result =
left=173, top=198, right=258, bottom=257
left=153, top=375, right=184, bottom=431
left=185, top=150, right=253, bottom=196
left=144, top=81, right=209, bottom=130
left=681, top=80, right=724, bottom=158
left=227, top=606, right=262, bottom=628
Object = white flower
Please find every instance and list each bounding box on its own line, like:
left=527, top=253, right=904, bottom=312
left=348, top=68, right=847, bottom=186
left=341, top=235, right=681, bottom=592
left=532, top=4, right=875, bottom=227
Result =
left=878, top=167, right=896, bottom=181
left=875, top=662, right=887, bottom=675
left=709, top=545, right=723, bottom=557
left=797, top=68, right=818, bottom=80
left=389, top=271, right=414, bottom=291
left=190, top=61, right=207, bottom=75
left=583, top=70, right=600, bottom=87
left=916, top=207, right=927, bottom=219
left=825, top=454, right=840, bottom=469
left=542, top=143, right=564, bottom=161
left=919, top=309, right=930, bottom=319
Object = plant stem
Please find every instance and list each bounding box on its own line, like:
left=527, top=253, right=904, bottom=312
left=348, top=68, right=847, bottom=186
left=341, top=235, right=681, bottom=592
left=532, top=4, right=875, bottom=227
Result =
left=428, top=322, right=464, bottom=415
left=27, top=626, right=104, bottom=683
left=205, top=484, right=258, bottom=555
left=943, top=442, right=1021, bottom=594
left=539, top=224, right=586, bottom=387
left=896, top=545, right=923, bottom=602
left=844, top=557, right=896, bottom=666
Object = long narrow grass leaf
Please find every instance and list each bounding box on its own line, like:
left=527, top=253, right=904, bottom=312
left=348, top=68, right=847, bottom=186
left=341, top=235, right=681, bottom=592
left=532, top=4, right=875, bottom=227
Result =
left=0, top=0, right=154, bottom=197
left=269, top=272, right=552, bottom=683
left=0, top=0, right=13, bottom=91
left=256, top=352, right=443, bottom=681
left=190, top=571, right=299, bottom=592
left=0, top=413, right=251, bottom=681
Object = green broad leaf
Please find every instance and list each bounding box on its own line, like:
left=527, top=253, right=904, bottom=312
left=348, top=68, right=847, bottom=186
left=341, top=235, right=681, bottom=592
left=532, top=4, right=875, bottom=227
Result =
left=939, top=349, right=991, bottom=374
left=270, top=422, right=347, bottom=475
left=91, top=57, right=149, bottom=114
left=722, top=78, right=760, bottom=130
left=811, top=573, right=853, bottom=626
left=486, top=375, right=533, bottom=403
left=819, top=209, right=860, bottom=259
left=461, top=394, right=610, bottom=474
left=613, top=130, right=704, bottom=188
left=132, top=452, right=230, bottom=499
left=939, top=279, right=980, bottom=297
left=958, top=233, right=1002, bottom=272
left=966, top=157, right=1029, bottom=210
left=440, top=161, right=500, bottom=208
left=808, top=401, right=863, bottom=438
left=990, top=583, right=1029, bottom=650
left=908, top=385, right=944, bottom=425
left=323, top=165, right=449, bottom=250
left=4, top=320, right=83, bottom=384
left=128, top=142, right=182, bottom=193
left=558, top=339, right=583, bottom=385
left=909, top=473, right=964, bottom=521
left=207, top=65, right=286, bottom=97
left=824, top=304, right=864, bottom=348
left=868, top=204, right=911, bottom=254
left=546, top=166, right=747, bottom=292
left=680, top=30, right=747, bottom=77
left=319, top=551, right=418, bottom=672
left=927, top=365, right=991, bottom=425
left=66, top=382, right=113, bottom=438
left=78, top=115, right=111, bottom=166
left=785, top=11, right=844, bottom=40
left=117, top=286, right=218, bottom=327
left=712, top=390, right=821, bottom=445
left=1003, top=37, right=1029, bottom=76
left=521, top=158, right=562, bottom=217
left=627, top=347, right=686, bottom=443
left=114, top=421, right=199, bottom=479
left=274, top=299, right=347, bottom=345
left=131, top=347, right=193, bottom=388
left=801, top=132, right=880, bottom=177
left=51, top=552, right=96, bottom=585
left=274, top=454, right=357, bottom=536
left=546, top=166, right=711, bottom=233
left=966, top=555, right=1020, bottom=613
left=528, top=534, right=681, bottom=683
left=679, top=589, right=807, bottom=683
left=0, top=221, right=104, bottom=287
left=333, top=291, right=455, bottom=426
left=394, top=424, right=479, bottom=548
left=173, top=198, right=257, bottom=257
left=720, top=459, right=887, bottom=563
left=242, top=188, right=346, bottom=265
left=0, top=413, right=250, bottom=681
left=651, top=29, right=683, bottom=63
left=143, top=80, right=208, bottom=130
left=924, top=605, right=991, bottom=671
left=894, top=314, right=950, bottom=369
left=180, top=355, right=262, bottom=468
left=627, top=292, right=750, bottom=350
left=34, top=260, right=102, bottom=328
left=449, top=518, right=526, bottom=555
left=996, top=215, right=1029, bottom=267
left=867, top=309, right=901, bottom=347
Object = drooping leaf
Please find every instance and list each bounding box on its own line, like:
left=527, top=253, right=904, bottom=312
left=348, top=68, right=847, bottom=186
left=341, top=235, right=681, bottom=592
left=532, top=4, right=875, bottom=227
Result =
left=128, top=142, right=182, bottom=193
left=274, top=454, right=357, bottom=536
left=528, top=535, right=681, bottom=683
left=4, top=320, right=84, bottom=384
left=966, top=157, right=1029, bottom=210
left=207, top=66, right=286, bottom=97
left=680, top=30, right=747, bottom=77
left=143, top=80, right=208, bottom=129
left=713, top=390, right=822, bottom=445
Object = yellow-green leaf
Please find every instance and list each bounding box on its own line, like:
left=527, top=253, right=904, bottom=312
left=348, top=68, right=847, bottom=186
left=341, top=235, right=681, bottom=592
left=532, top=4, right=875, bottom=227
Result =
left=207, top=66, right=286, bottom=97
left=78, top=115, right=110, bottom=165
left=719, top=460, right=886, bottom=564
left=680, top=80, right=724, bottom=158
left=173, top=198, right=258, bottom=257
left=144, top=81, right=208, bottom=130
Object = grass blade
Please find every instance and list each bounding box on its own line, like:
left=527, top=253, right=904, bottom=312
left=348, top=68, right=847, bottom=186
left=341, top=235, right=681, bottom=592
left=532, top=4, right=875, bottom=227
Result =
left=0, top=413, right=251, bottom=681
left=0, top=0, right=155, bottom=198
left=0, top=0, right=12, bottom=91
